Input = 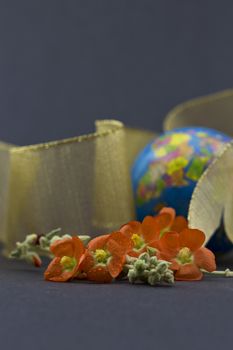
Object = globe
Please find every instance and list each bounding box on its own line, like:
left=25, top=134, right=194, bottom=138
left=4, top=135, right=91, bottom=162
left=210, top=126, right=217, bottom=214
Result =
left=132, top=127, right=231, bottom=221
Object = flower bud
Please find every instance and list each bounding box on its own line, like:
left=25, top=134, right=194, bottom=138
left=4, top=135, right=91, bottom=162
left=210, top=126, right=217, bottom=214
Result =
left=135, top=259, right=148, bottom=272
left=156, top=261, right=169, bottom=274
left=128, top=269, right=137, bottom=283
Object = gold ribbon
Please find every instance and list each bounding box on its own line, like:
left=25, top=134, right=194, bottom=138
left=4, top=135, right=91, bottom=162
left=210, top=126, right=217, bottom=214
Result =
left=0, top=120, right=155, bottom=252
left=164, top=88, right=233, bottom=135
left=1, top=89, right=233, bottom=252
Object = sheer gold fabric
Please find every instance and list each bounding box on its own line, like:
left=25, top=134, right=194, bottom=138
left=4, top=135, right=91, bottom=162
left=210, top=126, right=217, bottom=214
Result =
left=0, top=120, right=155, bottom=252
left=1, top=89, right=233, bottom=252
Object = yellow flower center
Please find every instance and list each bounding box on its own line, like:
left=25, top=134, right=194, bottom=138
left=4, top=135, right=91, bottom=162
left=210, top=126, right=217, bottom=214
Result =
left=95, top=249, right=109, bottom=264
left=177, top=247, right=193, bottom=264
left=131, top=234, right=144, bottom=250
left=60, top=256, right=77, bottom=270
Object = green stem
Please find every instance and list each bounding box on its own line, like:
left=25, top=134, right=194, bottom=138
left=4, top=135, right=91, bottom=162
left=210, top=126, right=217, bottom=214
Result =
left=202, top=269, right=233, bottom=277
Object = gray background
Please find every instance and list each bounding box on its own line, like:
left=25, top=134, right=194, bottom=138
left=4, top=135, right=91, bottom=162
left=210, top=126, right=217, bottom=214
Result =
left=1, top=1, right=233, bottom=349
left=0, top=0, right=233, bottom=145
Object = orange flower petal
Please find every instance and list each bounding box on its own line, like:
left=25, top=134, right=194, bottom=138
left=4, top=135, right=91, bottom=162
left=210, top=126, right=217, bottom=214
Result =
left=141, top=216, right=161, bottom=242
left=50, top=237, right=75, bottom=257
left=194, top=247, right=216, bottom=272
left=147, top=240, right=160, bottom=251
left=120, top=221, right=142, bottom=238
left=175, top=263, right=203, bottom=281
left=79, top=250, right=95, bottom=272
left=158, top=232, right=180, bottom=255
left=179, top=229, right=205, bottom=252
left=72, top=236, right=86, bottom=261
left=87, top=266, right=112, bottom=283
left=109, top=231, right=133, bottom=253
left=159, top=207, right=176, bottom=222
left=157, top=251, right=171, bottom=262
left=108, top=255, right=125, bottom=278
left=153, top=213, right=175, bottom=234
left=44, top=257, right=62, bottom=280
left=106, top=237, right=125, bottom=258
left=171, top=216, right=188, bottom=233
left=44, top=257, right=74, bottom=282
left=170, top=260, right=180, bottom=271
left=88, top=234, right=110, bottom=251
left=127, top=249, right=145, bottom=258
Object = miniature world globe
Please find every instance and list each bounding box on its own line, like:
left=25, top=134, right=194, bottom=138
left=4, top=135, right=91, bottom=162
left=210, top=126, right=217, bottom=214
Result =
left=132, top=127, right=231, bottom=221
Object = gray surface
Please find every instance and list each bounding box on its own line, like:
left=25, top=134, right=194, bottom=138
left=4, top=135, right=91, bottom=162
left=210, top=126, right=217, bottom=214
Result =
left=1, top=1, right=233, bottom=349
left=1, top=252, right=233, bottom=350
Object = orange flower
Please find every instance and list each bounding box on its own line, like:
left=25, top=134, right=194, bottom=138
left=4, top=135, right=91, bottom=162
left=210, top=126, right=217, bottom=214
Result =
left=120, top=207, right=187, bottom=257
left=158, top=207, right=188, bottom=234
left=80, top=232, right=132, bottom=283
left=158, top=228, right=216, bottom=281
left=44, top=236, right=85, bottom=282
